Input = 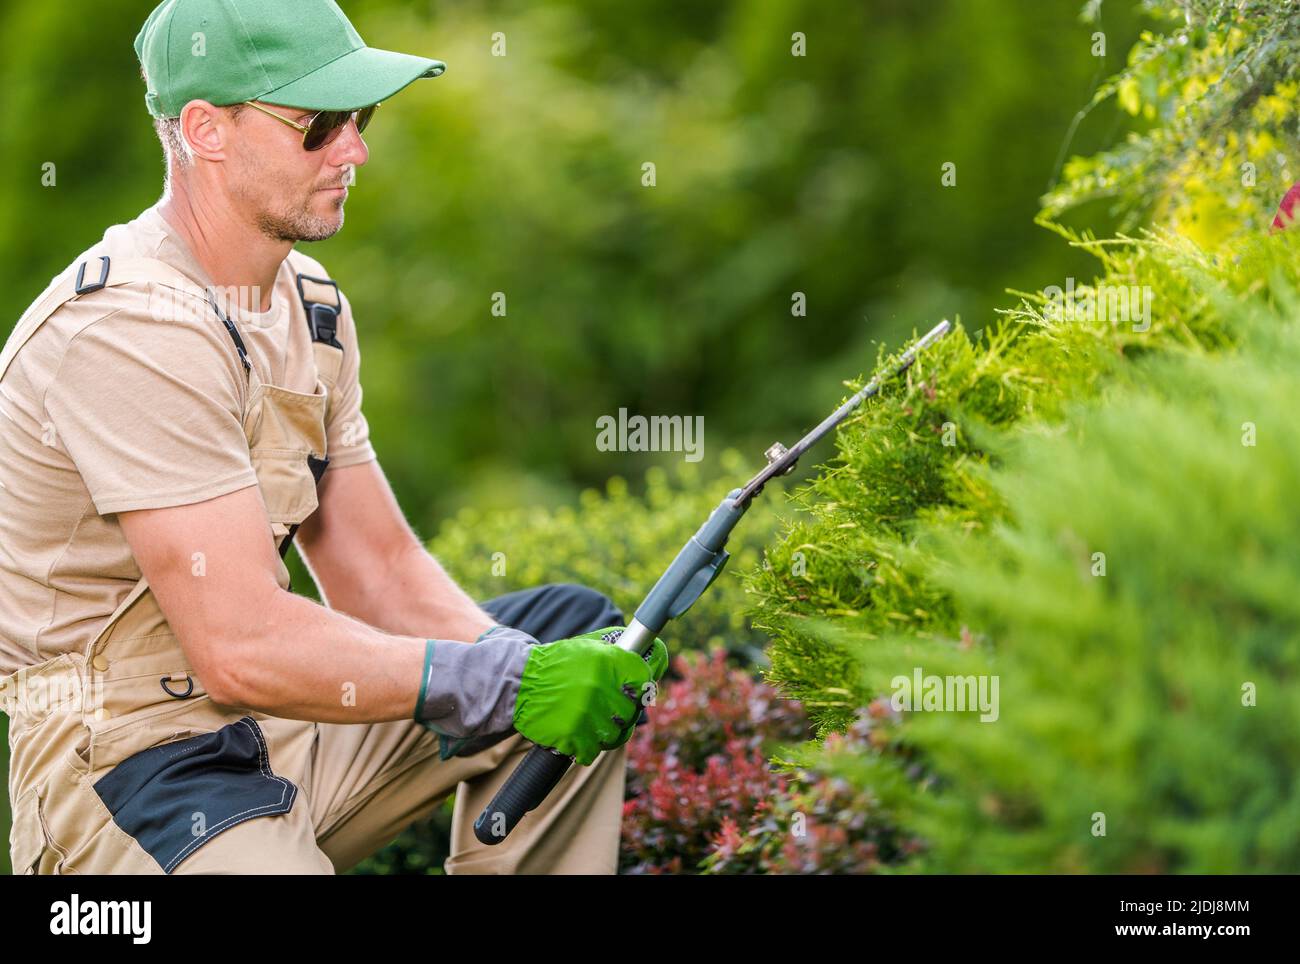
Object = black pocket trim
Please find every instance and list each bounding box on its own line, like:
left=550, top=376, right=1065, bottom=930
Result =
left=93, top=716, right=296, bottom=873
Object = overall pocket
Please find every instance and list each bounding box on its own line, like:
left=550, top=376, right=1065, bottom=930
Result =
left=250, top=448, right=322, bottom=526
left=245, top=381, right=328, bottom=516
left=92, top=716, right=297, bottom=874
left=246, top=380, right=329, bottom=568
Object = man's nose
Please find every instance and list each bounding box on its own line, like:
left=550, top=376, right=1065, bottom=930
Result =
left=329, top=115, right=370, bottom=168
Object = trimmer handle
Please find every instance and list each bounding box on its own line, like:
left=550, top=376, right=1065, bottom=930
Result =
left=473, top=744, right=571, bottom=844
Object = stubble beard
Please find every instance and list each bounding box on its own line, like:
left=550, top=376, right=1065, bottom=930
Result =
left=256, top=194, right=345, bottom=243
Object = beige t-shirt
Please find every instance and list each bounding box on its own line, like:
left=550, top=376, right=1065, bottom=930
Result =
left=0, top=204, right=376, bottom=676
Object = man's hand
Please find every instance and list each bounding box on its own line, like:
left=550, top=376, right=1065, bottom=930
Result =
left=514, top=626, right=669, bottom=765
left=414, top=624, right=669, bottom=766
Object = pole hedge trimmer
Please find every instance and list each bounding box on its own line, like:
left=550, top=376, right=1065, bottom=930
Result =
left=474, top=320, right=953, bottom=845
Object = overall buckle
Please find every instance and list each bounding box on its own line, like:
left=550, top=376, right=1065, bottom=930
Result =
left=295, top=273, right=343, bottom=349
left=74, top=256, right=111, bottom=295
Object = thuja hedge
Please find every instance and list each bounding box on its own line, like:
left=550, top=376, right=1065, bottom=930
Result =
left=729, top=0, right=1300, bottom=873
left=746, top=226, right=1224, bottom=735
left=744, top=227, right=1300, bottom=872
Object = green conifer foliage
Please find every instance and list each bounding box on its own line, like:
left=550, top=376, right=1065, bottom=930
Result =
left=745, top=101, right=1300, bottom=874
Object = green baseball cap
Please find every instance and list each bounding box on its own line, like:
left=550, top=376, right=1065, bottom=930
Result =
left=134, top=0, right=446, bottom=119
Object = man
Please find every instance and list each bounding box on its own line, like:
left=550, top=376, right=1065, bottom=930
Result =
left=0, top=0, right=666, bottom=875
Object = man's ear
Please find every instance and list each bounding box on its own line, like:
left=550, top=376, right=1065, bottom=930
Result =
left=178, top=100, right=228, bottom=161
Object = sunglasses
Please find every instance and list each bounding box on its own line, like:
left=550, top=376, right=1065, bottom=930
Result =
left=242, top=101, right=379, bottom=151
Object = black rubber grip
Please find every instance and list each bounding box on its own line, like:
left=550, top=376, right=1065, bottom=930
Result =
left=473, top=744, right=572, bottom=845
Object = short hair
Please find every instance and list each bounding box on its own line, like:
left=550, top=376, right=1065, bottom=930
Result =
left=141, top=66, right=245, bottom=175
left=154, top=115, right=193, bottom=170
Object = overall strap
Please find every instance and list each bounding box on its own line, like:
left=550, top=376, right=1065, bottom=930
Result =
left=295, top=272, right=343, bottom=351
left=278, top=268, right=346, bottom=565
left=0, top=255, right=212, bottom=385
left=294, top=271, right=346, bottom=399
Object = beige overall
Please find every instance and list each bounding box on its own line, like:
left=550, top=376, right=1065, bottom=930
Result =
left=1, top=259, right=625, bottom=874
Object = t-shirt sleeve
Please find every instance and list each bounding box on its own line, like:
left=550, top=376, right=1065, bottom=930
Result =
left=43, top=291, right=259, bottom=515
left=324, top=289, right=377, bottom=469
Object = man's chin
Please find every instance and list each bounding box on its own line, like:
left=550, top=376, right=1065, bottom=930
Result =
left=298, top=214, right=344, bottom=243
left=309, top=194, right=347, bottom=237
left=257, top=204, right=345, bottom=244
left=312, top=204, right=346, bottom=238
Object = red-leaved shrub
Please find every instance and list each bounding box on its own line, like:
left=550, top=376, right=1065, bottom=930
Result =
left=620, top=651, right=922, bottom=874
left=620, top=649, right=808, bottom=874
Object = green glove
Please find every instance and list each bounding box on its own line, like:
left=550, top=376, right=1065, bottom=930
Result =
left=513, top=626, right=668, bottom=766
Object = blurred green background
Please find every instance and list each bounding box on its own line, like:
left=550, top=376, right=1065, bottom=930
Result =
left=0, top=0, right=1143, bottom=873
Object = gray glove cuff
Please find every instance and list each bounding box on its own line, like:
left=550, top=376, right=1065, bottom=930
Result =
left=413, top=625, right=535, bottom=737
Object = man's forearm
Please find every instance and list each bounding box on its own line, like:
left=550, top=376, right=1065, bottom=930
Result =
left=206, top=584, right=430, bottom=723
left=208, top=581, right=528, bottom=738
left=317, top=540, right=497, bottom=642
